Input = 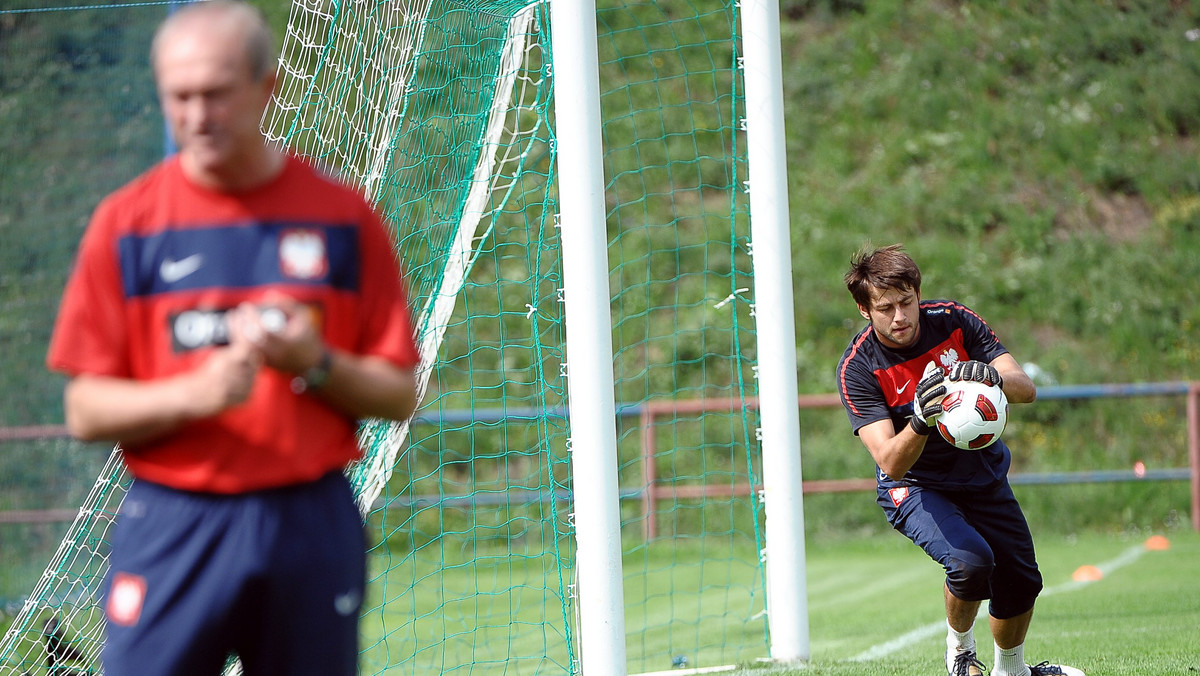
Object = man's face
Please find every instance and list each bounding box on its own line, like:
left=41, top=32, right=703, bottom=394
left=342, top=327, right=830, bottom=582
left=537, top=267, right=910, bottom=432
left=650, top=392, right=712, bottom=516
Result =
left=859, top=285, right=921, bottom=349
left=154, top=22, right=272, bottom=181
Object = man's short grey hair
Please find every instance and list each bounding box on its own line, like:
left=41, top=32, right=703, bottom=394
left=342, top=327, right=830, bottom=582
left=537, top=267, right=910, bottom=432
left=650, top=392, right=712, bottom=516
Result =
left=152, top=0, right=275, bottom=80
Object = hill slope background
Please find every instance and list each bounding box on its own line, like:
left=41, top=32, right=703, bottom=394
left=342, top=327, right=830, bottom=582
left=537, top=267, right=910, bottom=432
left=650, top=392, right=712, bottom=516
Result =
left=775, top=0, right=1200, bottom=536
left=779, top=0, right=1200, bottom=389
left=0, top=0, right=1197, bottom=537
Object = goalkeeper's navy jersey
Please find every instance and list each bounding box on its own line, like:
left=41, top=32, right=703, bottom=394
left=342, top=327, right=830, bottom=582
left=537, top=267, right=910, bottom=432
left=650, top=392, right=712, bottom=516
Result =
left=836, top=299, right=1012, bottom=490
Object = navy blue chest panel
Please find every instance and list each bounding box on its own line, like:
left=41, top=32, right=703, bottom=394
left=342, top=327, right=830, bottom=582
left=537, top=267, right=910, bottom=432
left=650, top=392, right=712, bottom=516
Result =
left=118, top=222, right=360, bottom=299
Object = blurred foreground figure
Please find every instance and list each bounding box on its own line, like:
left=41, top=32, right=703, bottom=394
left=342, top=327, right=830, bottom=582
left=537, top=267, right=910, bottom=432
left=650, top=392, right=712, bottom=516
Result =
left=47, top=2, right=420, bottom=673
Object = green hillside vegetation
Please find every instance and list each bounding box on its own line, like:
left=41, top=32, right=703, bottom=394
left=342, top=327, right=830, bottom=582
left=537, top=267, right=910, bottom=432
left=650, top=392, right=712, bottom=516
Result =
left=0, top=5, right=165, bottom=425
left=1, top=0, right=1197, bottom=537
left=781, top=0, right=1200, bottom=388
left=771, top=0, right=1200, bottom=536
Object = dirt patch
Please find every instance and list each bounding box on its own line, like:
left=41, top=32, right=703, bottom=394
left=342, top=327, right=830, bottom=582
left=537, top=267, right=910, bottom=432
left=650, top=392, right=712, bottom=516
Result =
left=1052, top=188, right=1154, bottom=243
left=1013, top=179, right=1155, bottom=244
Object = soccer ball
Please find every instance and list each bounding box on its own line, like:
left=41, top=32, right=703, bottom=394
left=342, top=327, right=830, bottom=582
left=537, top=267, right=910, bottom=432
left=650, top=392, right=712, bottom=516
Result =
left=936, top=379, right=1008, bottom=450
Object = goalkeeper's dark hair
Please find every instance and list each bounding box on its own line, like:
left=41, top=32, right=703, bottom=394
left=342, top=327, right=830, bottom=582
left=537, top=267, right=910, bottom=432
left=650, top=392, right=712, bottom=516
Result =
left=152, top=0, right=275, bottom=81
left=844, top=243, right=922, bottom=309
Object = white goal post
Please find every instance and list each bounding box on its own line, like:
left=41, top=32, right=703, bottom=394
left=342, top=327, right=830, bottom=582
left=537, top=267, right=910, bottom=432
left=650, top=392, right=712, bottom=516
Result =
left=740, top=0, right=810, bottom=664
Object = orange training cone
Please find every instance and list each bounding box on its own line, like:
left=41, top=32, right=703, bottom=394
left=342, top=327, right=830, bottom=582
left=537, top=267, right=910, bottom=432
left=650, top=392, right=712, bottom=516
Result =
left=1071, top=565, right=1103, bottom=582
left=1144, top=535, right=1170, bottom=551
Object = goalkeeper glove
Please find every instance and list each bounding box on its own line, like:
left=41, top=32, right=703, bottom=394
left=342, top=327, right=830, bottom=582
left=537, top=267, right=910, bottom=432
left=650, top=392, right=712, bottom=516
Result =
left=909, top=362, right=946, bottom=436
left=949, top=360, right=1003, bottom=389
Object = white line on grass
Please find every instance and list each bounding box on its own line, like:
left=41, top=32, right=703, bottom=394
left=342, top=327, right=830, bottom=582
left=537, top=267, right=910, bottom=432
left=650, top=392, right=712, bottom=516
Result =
left=847, top=544, right=1146, bottom=662
left=634, top=665, right=738, bottom=676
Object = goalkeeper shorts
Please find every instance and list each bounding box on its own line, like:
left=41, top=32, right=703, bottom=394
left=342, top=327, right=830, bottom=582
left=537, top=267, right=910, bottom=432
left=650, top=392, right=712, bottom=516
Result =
left=877, top=479, right=1044, bottom=620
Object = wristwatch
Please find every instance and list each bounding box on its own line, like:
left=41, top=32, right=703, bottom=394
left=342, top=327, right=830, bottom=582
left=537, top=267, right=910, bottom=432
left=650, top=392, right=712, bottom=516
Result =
left=293, top=348, right=333, bottom=393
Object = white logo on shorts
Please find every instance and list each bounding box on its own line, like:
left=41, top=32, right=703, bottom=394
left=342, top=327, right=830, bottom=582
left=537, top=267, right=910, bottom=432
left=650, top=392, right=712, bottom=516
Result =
left=107, top=572, right=147, bottom=627
left=334, top=589, right=362, bottom=616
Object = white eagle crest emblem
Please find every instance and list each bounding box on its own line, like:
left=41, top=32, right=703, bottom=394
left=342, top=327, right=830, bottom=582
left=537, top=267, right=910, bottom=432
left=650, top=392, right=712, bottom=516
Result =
left=938, top=349, right=960, bottom=372
left=279, top=228, right=329, bottom=280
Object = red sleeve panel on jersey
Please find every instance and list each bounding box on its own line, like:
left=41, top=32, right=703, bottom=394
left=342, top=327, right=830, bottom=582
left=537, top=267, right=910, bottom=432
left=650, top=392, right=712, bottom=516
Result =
left=47, top=197, right=133, bottom=378
left=352, top=210, right=420, bottom=370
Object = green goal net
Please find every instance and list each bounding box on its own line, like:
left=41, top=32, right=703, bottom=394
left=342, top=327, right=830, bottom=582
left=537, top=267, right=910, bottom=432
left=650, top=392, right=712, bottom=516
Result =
left=0, top=1, right=769, bottom=674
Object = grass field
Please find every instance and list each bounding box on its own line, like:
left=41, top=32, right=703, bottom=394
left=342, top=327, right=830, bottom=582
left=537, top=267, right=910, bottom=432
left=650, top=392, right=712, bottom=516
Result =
left=13, top=507, right=1196, bottom=675
left=336, top=526, right=1199, bottom=676
left=701, top=529, right=1200, bottom=676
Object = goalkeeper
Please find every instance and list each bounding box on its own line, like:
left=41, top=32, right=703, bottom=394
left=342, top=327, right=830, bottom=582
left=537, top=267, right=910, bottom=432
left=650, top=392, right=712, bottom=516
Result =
left=46, top=2, right=419, bottom=674
left=836, top=244, right=1082, bottom=676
